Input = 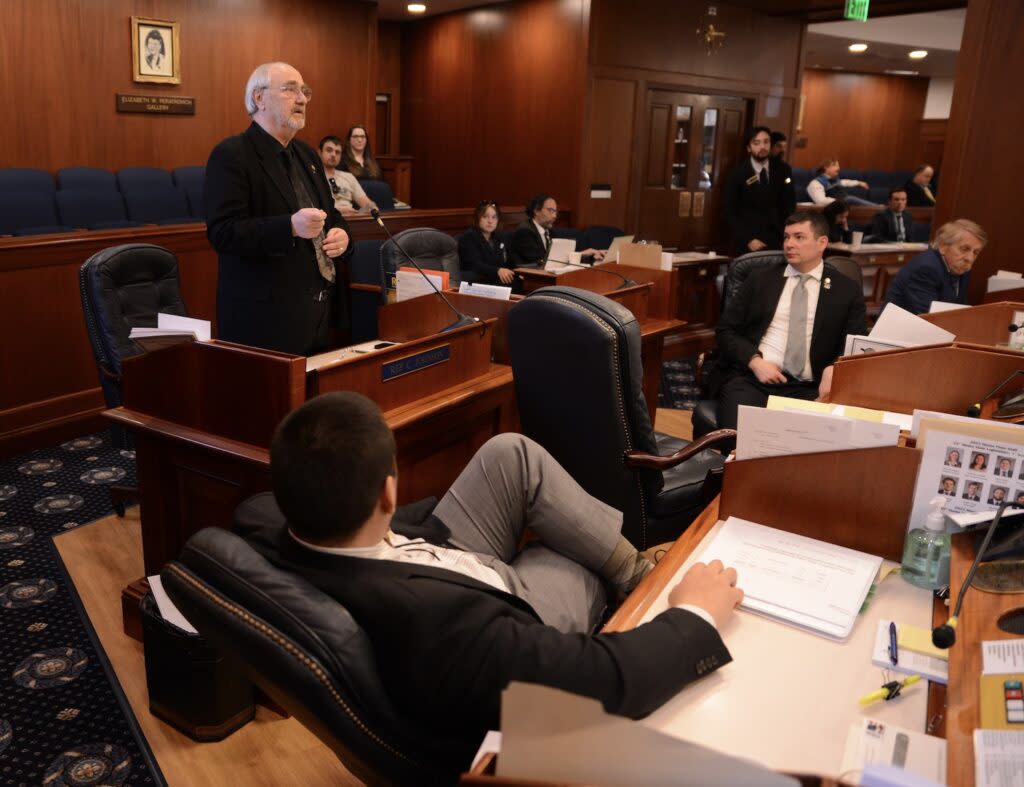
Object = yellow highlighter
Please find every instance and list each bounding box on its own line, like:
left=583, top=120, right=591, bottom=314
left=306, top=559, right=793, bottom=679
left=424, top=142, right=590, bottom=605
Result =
left=859, top=674, right=922, bottom=705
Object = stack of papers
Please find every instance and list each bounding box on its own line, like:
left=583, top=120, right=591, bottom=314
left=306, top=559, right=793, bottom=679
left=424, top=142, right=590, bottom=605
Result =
left=840, top=718, right=946, bottom=787
left=871, top=620, right=948, bottom=683
left=395, top=267, right=448, bottom=301
left=737, top=402, right=901, bottom=460
left=843, top=303, right=955, bottom=356
left=974, top=730, right=1024, bottom=787
left=988, top=270, right=1023, bottom=295
left=129, top=313, right=211, bottom=349
left=698, top=517, right=882, bottom=640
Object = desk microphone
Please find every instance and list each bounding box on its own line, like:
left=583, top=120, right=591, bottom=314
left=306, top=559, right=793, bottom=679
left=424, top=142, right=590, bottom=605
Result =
left=370, top=209, right=481, bottom=333
left=1010, top=323, right=1021, bottom=333
left=543, top=257, right=637, bottom=290
left=966, top=369, right=1024, bottom=418
left=932, top=501, right=1010, bottom=649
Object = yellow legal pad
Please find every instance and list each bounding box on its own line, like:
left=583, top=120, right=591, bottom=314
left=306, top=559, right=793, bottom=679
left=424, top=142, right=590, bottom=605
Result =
left=897, top=623, right=950, bottom=661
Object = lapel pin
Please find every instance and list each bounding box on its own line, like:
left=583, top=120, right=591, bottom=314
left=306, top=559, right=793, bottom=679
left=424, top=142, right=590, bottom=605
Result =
left=823, top=277, right=832, bottom=290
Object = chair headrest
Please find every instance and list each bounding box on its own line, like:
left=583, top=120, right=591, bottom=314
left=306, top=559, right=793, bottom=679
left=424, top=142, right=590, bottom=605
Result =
left=725, top=251, right=786, bottom=305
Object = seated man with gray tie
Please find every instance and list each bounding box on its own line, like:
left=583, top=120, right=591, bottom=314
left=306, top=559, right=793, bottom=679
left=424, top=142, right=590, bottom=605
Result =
left=867, top=188, right=914, bottom=242
left=712, top=211, right=867, bottom=432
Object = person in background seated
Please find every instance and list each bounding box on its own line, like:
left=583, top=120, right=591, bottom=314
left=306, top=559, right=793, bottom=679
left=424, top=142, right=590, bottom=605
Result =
left=884, top=219, right=987, bottom=314
left=238, top=391, right=742, bottom=768
left=509, top=194, right=605, bottom=267
left=823, top=199, right=853, bottom=244
left=807, top=159, right=874, bottom=206
left=341, top=124, right=383, bottom=180
left=318, top=135, right=377, bottom=217
left=770, top=131, right=789, bottom=161
left=723, top=126, right=796, bottom=255
left=904, top=164, right=936, bottom=207
left=712, top=211, right=867, bottom=432
left=458, top=200, right=518, bottom=290
left=868, top=189, right=914, bottom=243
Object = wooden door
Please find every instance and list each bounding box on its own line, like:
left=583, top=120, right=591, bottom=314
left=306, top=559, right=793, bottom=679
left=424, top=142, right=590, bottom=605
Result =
left=638, top=90, right=747, bottom=251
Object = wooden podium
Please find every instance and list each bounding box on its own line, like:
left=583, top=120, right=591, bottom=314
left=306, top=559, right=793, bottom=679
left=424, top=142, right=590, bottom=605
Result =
left=920, top=300, right=1024, bottom=347
left=107, top=319, right=516, bottom=639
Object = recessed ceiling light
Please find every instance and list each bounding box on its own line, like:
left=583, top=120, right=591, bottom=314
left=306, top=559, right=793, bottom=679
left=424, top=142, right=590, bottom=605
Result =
left=908, top=50, right=928, bottom=59
left=407, top=3, right=427, bottom=12
left=848, top=43, right=868, bottom=53
left=885, top=69, right=919, bottom=76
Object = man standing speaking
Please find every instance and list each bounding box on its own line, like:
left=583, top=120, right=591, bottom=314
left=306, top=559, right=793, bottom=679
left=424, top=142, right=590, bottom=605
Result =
left=205, top=62, right=353, bottom=355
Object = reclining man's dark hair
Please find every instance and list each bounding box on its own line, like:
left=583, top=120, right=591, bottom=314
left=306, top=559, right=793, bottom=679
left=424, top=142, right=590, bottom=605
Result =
left=271, top=392, right=396, bottom=542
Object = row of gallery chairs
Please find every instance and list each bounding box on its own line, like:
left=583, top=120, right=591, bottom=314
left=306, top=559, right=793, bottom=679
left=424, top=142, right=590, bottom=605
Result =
left=0, top=166, right=396, bottom=236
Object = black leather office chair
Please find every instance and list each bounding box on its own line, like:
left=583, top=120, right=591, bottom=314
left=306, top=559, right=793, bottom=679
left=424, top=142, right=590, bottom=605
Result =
left=79, top=243, right=187, bottom=514
left=161, top=526, right=471, bottom=787
left=691, top=250, right=786, bottom=440
left=381, top=228, right=461, bottom=287
left=824, top=255, right=864, bottom=291
left=507, top=287, right=734, bottom=550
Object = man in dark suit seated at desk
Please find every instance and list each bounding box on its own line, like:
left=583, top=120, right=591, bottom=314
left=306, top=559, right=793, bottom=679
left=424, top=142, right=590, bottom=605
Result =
left=868, top=188, right=914, bottom=242
left=239, top=391, right=741, bottom=764
left=509, top=193, right=605, bottom=268
left=713, top=211, right=867, bottom=431
left=884, top=219, right=988, bottom=314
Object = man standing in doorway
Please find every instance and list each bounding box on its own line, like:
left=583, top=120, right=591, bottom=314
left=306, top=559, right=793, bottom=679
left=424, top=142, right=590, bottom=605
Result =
left=723, top=126, right=796, bottom=255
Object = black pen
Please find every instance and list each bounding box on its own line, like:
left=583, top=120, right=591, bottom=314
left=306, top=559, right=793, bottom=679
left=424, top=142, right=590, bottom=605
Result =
left=889, top=621, right=899, bottom=666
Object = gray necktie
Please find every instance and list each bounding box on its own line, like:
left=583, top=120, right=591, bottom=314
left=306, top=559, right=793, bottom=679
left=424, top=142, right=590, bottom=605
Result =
left=896, top=213, right=905, bottom=242
left=283, top=148, right=335, bottom=284
left=783, top=274, right=811, bottom=378
left=544, top=229, right=551, bottom=257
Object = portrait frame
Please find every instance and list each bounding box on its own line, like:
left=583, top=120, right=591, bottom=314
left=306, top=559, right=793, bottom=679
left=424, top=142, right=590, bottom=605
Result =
left=131, top=17, right=181, bottom=85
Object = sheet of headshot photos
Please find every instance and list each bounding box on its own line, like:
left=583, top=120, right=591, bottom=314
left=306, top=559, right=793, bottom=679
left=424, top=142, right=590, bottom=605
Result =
left=909, top=420, right=1024, bottom=529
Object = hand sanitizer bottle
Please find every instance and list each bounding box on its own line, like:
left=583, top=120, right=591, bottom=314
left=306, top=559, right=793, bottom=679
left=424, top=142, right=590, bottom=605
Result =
left=900, top=495, right=951, bottom=590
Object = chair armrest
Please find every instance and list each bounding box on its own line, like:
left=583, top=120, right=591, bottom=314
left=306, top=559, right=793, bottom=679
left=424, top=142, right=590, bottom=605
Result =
left=623, top=429, right=736, bottom=470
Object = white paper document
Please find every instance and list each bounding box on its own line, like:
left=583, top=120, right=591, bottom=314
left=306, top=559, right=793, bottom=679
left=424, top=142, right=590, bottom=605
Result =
left=987, top=276, right=1024, bottom=294
left=928, top=301, right=967, bottom=314
left=974, top=729, right=1024, bottom=787
left=395, top=269, right=445, bottom=302
left=157, top=312, right=211, bottom=341
left=872, top=620, right=948, bottom=684
left=869, top=303, right=955, bottom=346
left=844, top=334, right=915, bottom=356
left=736, top=405, right=851, bottom=460
left=983, top=639, right=1024, bottom=674
left=840, top=718, right=946, bottom=787
left=496, top=682, right=797, bottom=786
left=546, top=237, right=576, bottom=264
left=457, top=281, right=512, bottom=300
left=147, top=574, right=197, bottom=634
left=697, top=517, right=882, bottom=640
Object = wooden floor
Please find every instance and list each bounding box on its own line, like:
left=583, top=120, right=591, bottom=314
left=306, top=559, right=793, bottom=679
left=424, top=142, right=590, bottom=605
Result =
left=52, top=408, right=692, bottom=785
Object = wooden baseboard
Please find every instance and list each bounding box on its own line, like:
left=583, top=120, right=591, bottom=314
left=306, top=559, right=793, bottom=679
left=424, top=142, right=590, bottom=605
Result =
left=0, top=387, right=108, bottom=458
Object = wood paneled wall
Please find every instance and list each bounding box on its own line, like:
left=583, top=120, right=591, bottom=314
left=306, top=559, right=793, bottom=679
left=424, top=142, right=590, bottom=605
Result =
left=792, top=69, right=929, bottom=171
left=377, top=21, right=403, bottom=155
left=400, top=0, right=589, bottom=211
left=936, top=0, right=1024, bottom=305
left=579, top=0, right=805, bottom=231
left=1, top=0, right=376, bottom=172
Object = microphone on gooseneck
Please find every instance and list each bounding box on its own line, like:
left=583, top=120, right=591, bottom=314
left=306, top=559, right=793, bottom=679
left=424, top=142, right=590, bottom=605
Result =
left=932, top=501, right=1010, bottom=649
left=544, top=256, right=637, bottom=290
left=370, top=209, right=480, bottom=333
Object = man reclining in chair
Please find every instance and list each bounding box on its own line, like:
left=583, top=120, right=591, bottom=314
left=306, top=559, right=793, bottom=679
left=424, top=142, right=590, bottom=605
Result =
left=239, top=391, right=742, bottom=766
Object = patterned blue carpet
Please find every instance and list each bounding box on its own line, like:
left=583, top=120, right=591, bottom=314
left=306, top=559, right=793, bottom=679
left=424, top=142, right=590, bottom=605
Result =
left=0, top=432, right=164, bottom=786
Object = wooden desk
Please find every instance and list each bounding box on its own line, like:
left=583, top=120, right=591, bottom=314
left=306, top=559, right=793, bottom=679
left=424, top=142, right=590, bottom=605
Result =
left=829, top=342, right=1024, bottom=415
left=0, top=206, right=530, bottom=457
left=984, top=286, right=1024, bottom=303
left=107, top=323, right=517, bottom=639
left=379, top=286, right=686, bottom=417
left=921, top=301, right=1024, bottom=347
left=827, top=242, right=928, bottom=307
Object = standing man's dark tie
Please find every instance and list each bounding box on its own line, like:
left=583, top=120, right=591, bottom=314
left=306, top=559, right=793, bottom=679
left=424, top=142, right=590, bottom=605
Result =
left=543, top=228, right=552, bottom=259
left=283, top=147, right=335, bottom=283
left=759, top=168, right=768, bottom=187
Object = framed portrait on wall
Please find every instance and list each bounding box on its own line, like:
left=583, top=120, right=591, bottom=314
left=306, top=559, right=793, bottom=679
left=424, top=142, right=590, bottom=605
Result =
left=131, top=17, right=181, bottom=84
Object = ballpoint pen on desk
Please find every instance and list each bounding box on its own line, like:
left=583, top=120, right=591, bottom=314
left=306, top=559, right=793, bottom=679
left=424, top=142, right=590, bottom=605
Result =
left=889, top=621, right=899, bottom=666
left=859, top=674, right=922, bottom=705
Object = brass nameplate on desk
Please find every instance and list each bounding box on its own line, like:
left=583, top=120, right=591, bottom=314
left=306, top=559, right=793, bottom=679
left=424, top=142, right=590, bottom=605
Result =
left=381, top=345, right=450, bottom=381
left=116, top=94, right=196, bottom=114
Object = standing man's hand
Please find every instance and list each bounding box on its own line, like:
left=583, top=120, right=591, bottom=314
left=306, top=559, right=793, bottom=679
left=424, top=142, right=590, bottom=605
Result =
left=323, top=227, right=350, bottom=258
left=749, top=355, right=787, bottom=384
left=291, top=208, right=326, bottom=238
left=747, top=239, right=767, bottom=252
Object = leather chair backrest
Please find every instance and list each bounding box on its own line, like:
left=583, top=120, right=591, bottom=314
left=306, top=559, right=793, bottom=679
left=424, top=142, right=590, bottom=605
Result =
left=57, top=189, right=131, bottom=229
left=723, top=250, right=787, bottom=308
left=58, top=167, right=118, bottom=192
left=580, top=225, right=625, bottom=251
left=824, top=256, right=863, bottom=290
left=350, top=239, right=386, bottom=342
left=162, top=528, right=465, bottom=786
left=508, top=287, right=661, bottom=540
left=79, top=244, right=187, bottom=401
left=359, top=179, right=396, bottom=212
left=381, top=228, right=460, bottom=287
left=0, top=192, right=62, bottom=235
left=0, top=167, right=54, bottom=194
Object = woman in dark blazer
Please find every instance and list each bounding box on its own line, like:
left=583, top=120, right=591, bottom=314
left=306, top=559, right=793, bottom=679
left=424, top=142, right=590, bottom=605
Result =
left=458, top=201, right=519, bottom=290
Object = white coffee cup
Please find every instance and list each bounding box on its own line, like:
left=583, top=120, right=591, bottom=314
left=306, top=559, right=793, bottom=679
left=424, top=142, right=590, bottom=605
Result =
left=851, top=231, right=864, bottom=248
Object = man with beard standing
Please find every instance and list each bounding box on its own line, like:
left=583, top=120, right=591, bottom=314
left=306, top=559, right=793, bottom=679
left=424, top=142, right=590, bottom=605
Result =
left=205, top=62, right=353, bottom=355
left=723, top=126, right=795, bottom=255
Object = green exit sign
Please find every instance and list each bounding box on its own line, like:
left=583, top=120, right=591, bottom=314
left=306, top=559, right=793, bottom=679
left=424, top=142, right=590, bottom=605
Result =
left=845, top=0, right=870, bottom=21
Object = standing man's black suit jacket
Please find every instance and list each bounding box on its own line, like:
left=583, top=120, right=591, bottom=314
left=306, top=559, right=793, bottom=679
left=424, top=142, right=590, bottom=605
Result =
left=715, top=260, right=867, bottom=386
left=205, top=122, right=354, bottom=355
left=509, top=220, right=549, bottom=267
left=236, top=511, right=731, bottom=763
left=723, top=158, right=796, bottom=255
left=868, top=208, right=915, bottom=243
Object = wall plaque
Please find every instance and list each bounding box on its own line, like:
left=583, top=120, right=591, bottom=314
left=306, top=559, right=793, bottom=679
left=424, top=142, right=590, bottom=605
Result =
left=116, top=94, right=195, bottom=115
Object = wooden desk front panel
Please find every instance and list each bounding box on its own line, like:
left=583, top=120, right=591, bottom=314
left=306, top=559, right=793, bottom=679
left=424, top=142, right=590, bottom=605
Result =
left=984, top=286, right=1024, bottom=303
left=921, top=301, right=1023, bottom=346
